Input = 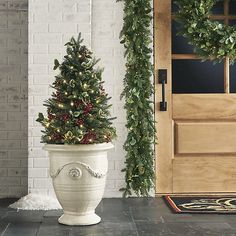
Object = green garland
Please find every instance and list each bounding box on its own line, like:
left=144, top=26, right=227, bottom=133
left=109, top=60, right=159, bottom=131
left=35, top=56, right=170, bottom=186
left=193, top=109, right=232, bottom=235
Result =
left=118, top=0, right=155, bottom=197
left=175, top=0, right=236, bottom=62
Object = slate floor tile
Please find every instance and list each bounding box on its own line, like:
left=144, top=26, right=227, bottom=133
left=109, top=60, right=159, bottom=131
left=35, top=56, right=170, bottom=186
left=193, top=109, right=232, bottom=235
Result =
left=43, top=210, right=63, bottom=218
left=37, top=226, right=71, bottom=236
left=0, top=198, right=236, bottom=236
left=131, top=207, right=165, bottom=222
left=161, top=213, right=230, bottom=223
left=2, top=210, right=45, bottom=223
left=36, top=218, right=71, bottom=236
left=0, top=221, right=10, bottom=235
left=98, top=209, right=133, bottom=223
left=0, top=210, right=8, bottom=219
left=0, top=198, right=18, bottom=208
left=70, top=223, right=138, bottom=236
left=69, top=230, right=138, bottom=236
left=135, top=221, right=236, bottom=236
left=3, top=222, right=40, bottom=236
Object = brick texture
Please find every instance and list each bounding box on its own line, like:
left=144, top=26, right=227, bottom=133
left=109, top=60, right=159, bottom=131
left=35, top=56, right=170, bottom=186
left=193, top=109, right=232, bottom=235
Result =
left=0, top=0, right=28, bottom=198
left=28, top=0, right=126, bottom=197
left=92, top=0, right=126, bottom=197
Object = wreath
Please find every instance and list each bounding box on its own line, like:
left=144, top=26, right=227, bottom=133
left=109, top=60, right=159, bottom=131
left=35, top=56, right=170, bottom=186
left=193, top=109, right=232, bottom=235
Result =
left=175, top=0, right=236, bottom=62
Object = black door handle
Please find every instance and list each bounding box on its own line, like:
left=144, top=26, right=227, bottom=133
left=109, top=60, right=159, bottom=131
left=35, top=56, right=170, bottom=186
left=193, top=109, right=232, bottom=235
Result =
left=158, top=69, right=167, bottom=111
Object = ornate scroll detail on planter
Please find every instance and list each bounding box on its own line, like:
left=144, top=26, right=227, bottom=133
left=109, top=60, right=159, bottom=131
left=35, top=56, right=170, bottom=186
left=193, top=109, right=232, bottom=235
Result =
left=68, top=167, right=82, bottom=180
left=50, top=161, right=107, bottom=179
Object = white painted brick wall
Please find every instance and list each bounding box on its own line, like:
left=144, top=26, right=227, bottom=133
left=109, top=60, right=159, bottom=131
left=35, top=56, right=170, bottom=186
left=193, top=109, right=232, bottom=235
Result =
left=28, top=0, right=126, bottom=197
left=0, top=0, right=28, bottom=198
left=92, top=0, right=127, bottom=197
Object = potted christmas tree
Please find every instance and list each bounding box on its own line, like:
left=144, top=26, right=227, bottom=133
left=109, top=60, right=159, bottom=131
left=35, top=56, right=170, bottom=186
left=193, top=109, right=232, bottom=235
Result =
left=36, top=34, right=116, bottom=226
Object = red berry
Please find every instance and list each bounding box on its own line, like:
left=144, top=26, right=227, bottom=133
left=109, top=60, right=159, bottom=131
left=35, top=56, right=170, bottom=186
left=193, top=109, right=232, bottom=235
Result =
left=81, top=130, right=96, bottom=144
left=48, top=113, right=55, bottom=121
left=74, top=100, right=83, bottom=108
left=83, top=102, right=93, bottom=114
left=76, top=119, right=84, bottom=126
left=61, top=113, right=70, bottom=122
left=52, top=133, right=63, bottom=141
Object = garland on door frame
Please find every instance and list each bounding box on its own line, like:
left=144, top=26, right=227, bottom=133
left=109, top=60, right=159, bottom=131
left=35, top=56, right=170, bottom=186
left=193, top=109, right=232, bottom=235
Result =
left=175, top=0, right=236, bottom=62
left=117, top=0, right=156, bottom=197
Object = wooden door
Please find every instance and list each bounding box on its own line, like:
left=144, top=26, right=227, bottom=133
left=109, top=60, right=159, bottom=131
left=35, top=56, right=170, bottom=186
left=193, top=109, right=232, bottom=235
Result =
left=155, top=0, right=236, bottom=194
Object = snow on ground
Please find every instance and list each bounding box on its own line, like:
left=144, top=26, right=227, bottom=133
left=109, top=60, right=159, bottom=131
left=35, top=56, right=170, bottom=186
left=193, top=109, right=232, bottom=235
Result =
left=9, top=193, right=62, bottom=210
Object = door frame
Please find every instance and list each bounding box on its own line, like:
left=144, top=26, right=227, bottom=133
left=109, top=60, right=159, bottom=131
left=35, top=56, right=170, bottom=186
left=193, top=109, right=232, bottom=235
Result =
left=154, top=0, right=173, bottom=195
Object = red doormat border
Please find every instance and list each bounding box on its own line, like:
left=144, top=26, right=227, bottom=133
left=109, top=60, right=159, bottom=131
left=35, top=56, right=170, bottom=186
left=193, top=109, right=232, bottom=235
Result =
left=164, top=196, right=236, bottom=214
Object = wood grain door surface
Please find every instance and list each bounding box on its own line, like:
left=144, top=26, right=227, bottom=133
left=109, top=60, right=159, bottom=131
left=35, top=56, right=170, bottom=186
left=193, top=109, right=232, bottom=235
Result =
left=154, top=0, right=236, bottom=194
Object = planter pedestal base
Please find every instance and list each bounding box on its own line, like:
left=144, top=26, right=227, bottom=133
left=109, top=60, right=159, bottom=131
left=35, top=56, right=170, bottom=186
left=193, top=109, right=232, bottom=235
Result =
left=58, top=212, right=101, bottom=226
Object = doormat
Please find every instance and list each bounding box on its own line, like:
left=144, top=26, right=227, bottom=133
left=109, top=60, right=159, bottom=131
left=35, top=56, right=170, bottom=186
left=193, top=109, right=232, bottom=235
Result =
left=164, top=196, right=236, bottom=214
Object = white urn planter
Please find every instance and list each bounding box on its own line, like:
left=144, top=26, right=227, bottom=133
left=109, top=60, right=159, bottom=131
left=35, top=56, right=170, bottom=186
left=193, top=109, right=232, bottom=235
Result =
left=44, top=142, right=114, bottom=226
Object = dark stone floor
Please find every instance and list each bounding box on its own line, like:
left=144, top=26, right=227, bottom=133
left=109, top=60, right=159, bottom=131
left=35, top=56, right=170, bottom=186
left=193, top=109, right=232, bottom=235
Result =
left=0, top=198, right=236, bottom=236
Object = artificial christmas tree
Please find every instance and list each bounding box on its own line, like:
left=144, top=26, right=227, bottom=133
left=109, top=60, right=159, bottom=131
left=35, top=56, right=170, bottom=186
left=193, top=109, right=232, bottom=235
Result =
left=36, top=34, right=116, bottom=226
left=37, top=33, right=116, bottom=144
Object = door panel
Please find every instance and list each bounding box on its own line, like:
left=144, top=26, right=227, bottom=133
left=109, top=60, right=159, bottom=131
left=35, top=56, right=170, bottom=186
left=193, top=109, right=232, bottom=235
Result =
left=173, top=94, right=236, bottom=120
left=155, top=0, right=236, bottom=195
left=173, top=157, right=236, bottom=193
left=175, top=122, right=236, bottom=154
